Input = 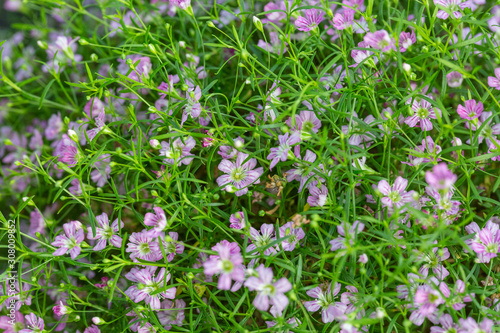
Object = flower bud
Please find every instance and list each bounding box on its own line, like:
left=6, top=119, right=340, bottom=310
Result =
left=207, top=21, right=216, bottom=28
left=92, top=317, right=105, bottom=325
left=37, top=41, right=48, bottom=49
left=90, top=53, right=98, bottom=62
left=253, top=16, right=263, bottom=33
left=402, top=63, right=411, bottom=75
left=149, top=139, right=161, bottom=149
left=68, top=129, right=79, bottom=143
left=79, top=39, right=89, bottom=45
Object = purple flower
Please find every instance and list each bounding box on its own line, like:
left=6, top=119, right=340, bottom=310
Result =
left=410, top=277, right=447, bottom=326
left=363, top=29, right=395, bottom=52
left=469, top=220, right=500, bottom=263
left=295, top=9, right=324, bottom=32
left=83, top=325, right=101, bottom=333
left=125, top=266, right=176, bottom=310
left=447, top=71, right=463, bottom=87
left=457, top=99, right=483, bottom=120
left=307, top=184, right=328, bottom=207
left=304, top=282, right=347, bottom=323
left=159, top=232, right=184, bottom=262
left=332, top=9, right=354, bottom=30
left=488, top=68, right=500, bottom=90
left=144, top=207, right=168, bottom=237
left=416, top=246, right=450, bottom=279
left=218, top=137, right=244, bottom=159
left=425, top=163, right=457, bottom=191
left=286, top=147, right=319, bottom=192
left=126, top=229, right=161, bottom=262
left=405, top=136, right=442, bottom=166
left=430, top=314, right=460, bottom=333
left=159, top=136, right=196, bottom=166
left=57, top=134, right=79, bottom=166
left=247, top=224, right=277, bottom=255
left=278, top=222, right=305, bottom=251
left=458, top=317, right=493, bottom=333
left=467, top=111, right=500, bottom=145
left=45, top=113, right=63, bottom=140
left=158, top=299, right=185, bottom=330
left=0, top=311, right=24, bottom=333
left=182, top=86, right=202, bottom=126
left=229, top=211, right=246, bottom=229
left=216, top=152, right=264, bottom=196
left=257, top=31, right=287, bottom=55
left=329, top=221, right=365, bottom=251
left=449, top=279, right=474, bottom=310
left=341, top=112, right=376, bottom=146
left=19, top=313, right=44, bottom=333
left=52, top=301, right=70, bottom=316
left=51, top=221, right=84, bottom=259
left=377, top=177, right=415, bottom=209
left=91, top=154, right=111, bottom=187
left=157, top=75, right=180, bottom=97
left=351, top=41, right=376, bottom=65
left=399, top=30, right=416, bottom=52
left=244, top=264, right=292, bottom=312
left=87, top=212, right=123, bottom=251
left=435, top=0, right=471, bottom=20
left=285, top=111, right=322, bottom=139
left=405, top=99, right=438, bottom=131
left=267, top=132, right=301, bottom=170
left=203, top=240, right=245, bottom=290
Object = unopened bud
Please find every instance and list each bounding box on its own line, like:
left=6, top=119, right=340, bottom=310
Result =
left=149, top=139, right=161, bottom=149
left=90, top=53, right=98, bottom=62
left=37, top=41, right=48, bottom=49
left=253, top=16, right=263, bottom=33
left=92, top=317, right=106, bottom=325
left=402, top=63, right=411, bottom=75
left=68, top=129, right=79, bottom=143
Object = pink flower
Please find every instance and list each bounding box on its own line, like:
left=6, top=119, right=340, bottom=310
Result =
left=217, top=152, right=264, bottom=196
left=267, top=132, right=301, bottom=170
left=447, top=71, right=463, bottom=87
left=295, top=9, right=325, bottom=32
left=399, top=30, right=416, bottom=52
left=469, top=220, right=500, bottom=263
left=158, top=232, right=184, bottom=262
left=181, top=86, right=202, bottom=126
left=247, top=224, right=277, bottom=255
left=51, top=221, right=84, bottom=259
left=144, top=207, right=168, bottom=237
left=363, top=29, right=395, bottom=52
left=244, top=264, right=292, bottom=312
left=425, top=163, right=457, bottom=191
left=158, top=299, right=185, bottom=330
left=488, top=68, right=500, bottom=90
left=435, top=0, right=471, bottom=20
left=416, top=246, right=450, bottom=279
left=125, top=266, right=176, bottom=310
left=87, top=212, right=123, bottom=251
left=52, top=301, right=69, bottom=316
left=19, top=313, right=44, bottom=333
left=203, top=240, right=245, bottom=290
left=257, top=31, right=287, bottom=55
left=126, top=229, right=161, bottom=262
left=307, top=184, right=328, bottom=207
left=332, top=9, right=354, bottom=30
left=458, top=317, right=493, bottom=333
left=430, top=314, right=460, bottom=333
left=83, top=325, right=101, bottom=333
left=159, top=136, right=196, bottom=166
left=278, top=222, right=305, bottom=251
left=377, top=177, right=415, bottom=209
left=329, top=221, right=365, bottom=251
left=304, top=282, right=347, bottom=323
left=405, top=99, right=438, bottom=131
left=229, top=211, right=246, bottom=229
left=457, top=99, right=483, bottom=120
